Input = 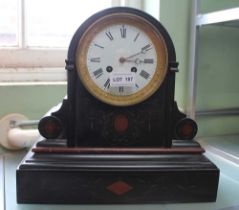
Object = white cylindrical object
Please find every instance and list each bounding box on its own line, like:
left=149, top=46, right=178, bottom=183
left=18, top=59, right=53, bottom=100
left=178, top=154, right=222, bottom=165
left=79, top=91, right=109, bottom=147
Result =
left=8, top=128, right=39, bottom=149
left=0, top=113, right=40, bottom=150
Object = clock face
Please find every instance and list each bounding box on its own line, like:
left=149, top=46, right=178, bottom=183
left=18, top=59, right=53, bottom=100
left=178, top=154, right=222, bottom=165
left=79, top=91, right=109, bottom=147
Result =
left=76, top=12, right=168, bottom=106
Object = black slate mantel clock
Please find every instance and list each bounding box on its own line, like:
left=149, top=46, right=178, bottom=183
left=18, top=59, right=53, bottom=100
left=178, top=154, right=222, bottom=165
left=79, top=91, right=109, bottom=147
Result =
left=64, top=7, right=190, bottom=148
left=17, top=7, right=219, bottom=204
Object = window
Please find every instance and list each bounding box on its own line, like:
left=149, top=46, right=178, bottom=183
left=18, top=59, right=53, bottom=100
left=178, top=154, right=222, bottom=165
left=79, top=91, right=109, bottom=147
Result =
left=25, top=0, right=114, bottom=48
left=0, top=0, right=157, bottom=83
left=0, top=0, right=19, bottom=47
left=0, top=0, right=116, bottom=48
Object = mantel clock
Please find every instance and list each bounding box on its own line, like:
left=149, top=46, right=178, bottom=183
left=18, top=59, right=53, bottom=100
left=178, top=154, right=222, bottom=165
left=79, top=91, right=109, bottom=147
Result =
left=17, top=7, right=219, bottom=204
left=63, top=7, right=191, bottom=147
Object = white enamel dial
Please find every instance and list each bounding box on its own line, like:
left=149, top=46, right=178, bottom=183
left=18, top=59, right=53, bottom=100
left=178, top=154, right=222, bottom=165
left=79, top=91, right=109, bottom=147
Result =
left=76, top=13, right=168, bottom=106
left=86, top=24, right=157, bottom=96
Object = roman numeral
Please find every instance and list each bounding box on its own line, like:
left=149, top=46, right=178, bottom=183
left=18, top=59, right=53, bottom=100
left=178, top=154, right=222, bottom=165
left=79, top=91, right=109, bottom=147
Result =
left=106, top=31, right=114, bottom=41
left=119, top=86, right=124, bottom=93
left=139, top=70, right=150, bottom=79
left=93, top=68, right=103, bottom=78
left=90, top=57, right=101, bottom=63
left=144, top=59, right=154, bottom=64
left=135, top=83, right=139, bottom=88
left=104, top=78, right=110, bottom=89
left=120, top=25, right=126, bottom=38
left=134, top=32, right=140, bottom=42
left=141, top=44, right=152, bottom=52
left=94, top=43, right=104, bottom=49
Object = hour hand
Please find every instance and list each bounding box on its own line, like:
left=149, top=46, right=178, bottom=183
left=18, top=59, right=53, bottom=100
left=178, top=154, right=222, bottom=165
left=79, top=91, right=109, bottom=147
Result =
left=119, top=57, right=139, bottom=64
left=119, top=58, right=154, bottom=64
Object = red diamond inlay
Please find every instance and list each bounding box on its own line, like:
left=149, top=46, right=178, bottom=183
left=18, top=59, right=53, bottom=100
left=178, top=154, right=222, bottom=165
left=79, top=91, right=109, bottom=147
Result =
left=107, top=180, right=133, bottom=196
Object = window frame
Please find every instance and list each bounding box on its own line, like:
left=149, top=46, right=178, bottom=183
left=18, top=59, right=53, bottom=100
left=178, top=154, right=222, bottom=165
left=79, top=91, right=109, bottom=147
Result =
left=0, top=0, right=157, bottom=83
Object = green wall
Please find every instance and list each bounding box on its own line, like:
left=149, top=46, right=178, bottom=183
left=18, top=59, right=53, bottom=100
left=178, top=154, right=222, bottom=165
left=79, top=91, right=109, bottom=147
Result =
left=0, top=85, right=66, bottom=120
left=0, top=84, right=66, bottom=152
left=160, top=0, right=192, bottom=111
left=159, top=0, right=239, bottom=137
left=196, top=26, right=239, bottom=136
left=196, top=26, right=239, bottom=111
left=196, top=0, right=239, bottom=137
left=200, top=0, right=239, bottom=13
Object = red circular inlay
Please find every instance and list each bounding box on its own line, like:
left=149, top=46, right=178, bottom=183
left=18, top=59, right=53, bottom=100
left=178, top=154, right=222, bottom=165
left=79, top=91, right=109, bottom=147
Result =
left=180, top=123, right=193, bottom=137
left=44, top=121, right=59, bottom=134
left=114, top=114, right=128, bottom=133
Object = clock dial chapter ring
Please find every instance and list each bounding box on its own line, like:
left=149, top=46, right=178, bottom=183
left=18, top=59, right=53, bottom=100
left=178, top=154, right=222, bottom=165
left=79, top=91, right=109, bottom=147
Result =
left=76, top=13, right=168, bottom=106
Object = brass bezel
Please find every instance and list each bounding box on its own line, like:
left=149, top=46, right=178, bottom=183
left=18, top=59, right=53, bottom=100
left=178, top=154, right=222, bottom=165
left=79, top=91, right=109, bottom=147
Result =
left=76, top=12, right=168, bottom=106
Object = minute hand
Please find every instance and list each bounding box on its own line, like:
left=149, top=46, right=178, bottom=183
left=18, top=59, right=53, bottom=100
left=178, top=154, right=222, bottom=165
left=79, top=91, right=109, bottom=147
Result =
left=125, top=44, right=152, bottom=60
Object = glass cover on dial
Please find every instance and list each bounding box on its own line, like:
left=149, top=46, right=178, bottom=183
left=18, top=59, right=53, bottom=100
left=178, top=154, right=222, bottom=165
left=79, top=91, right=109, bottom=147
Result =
left=76, top=13, right=168, bottom=106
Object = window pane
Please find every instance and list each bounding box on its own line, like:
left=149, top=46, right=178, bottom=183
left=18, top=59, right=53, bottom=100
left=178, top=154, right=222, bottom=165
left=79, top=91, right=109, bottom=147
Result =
left=25, top=0, right=112, bottom=48
left=0, top=0, right=19, bottom=47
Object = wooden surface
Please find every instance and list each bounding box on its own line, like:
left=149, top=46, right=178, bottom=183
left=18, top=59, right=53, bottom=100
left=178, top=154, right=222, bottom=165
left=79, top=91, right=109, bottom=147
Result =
left=32, top=146, right=205, bottom=154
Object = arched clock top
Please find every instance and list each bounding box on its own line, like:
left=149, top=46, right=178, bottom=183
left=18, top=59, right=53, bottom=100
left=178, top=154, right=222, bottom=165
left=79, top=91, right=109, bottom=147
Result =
left=66, top=7, right=178, bottom=106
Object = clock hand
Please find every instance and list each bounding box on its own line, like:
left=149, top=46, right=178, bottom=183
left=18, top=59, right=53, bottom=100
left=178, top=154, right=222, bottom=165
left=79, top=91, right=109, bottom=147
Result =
left=119, top=58, right=144, bottom=64
left=126, top=58, right=143, bottom=64
left=125, top=44, right=152, bottom=60
left=125, top=51, right=143, bottom=60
